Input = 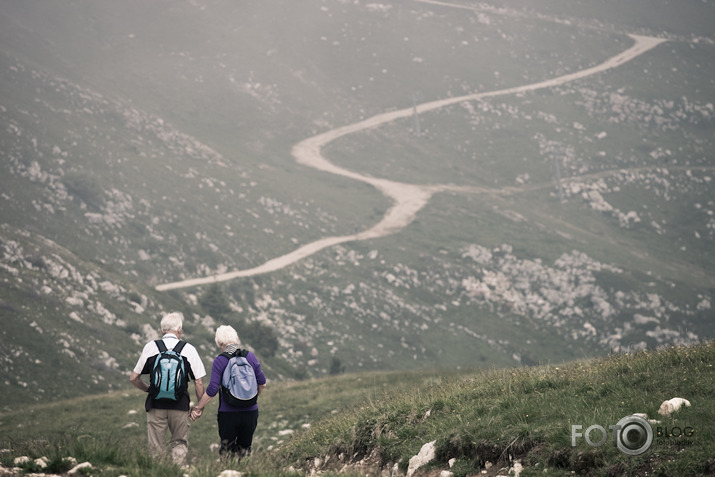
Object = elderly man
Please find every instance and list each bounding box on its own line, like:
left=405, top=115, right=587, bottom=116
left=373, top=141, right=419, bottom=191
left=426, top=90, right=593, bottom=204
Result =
left=130, top=312, right=206, bottom=465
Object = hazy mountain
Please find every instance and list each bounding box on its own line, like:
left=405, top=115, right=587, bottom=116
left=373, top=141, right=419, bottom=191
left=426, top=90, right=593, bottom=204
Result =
left=1, top=0, right=713, bottom=407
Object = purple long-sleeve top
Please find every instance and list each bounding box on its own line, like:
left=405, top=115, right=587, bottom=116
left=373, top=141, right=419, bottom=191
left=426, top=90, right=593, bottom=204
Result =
left=206, top=350, right=266, bottom=412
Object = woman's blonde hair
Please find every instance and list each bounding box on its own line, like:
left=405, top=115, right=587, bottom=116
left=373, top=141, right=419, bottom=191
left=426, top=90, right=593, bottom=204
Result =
left=215, top=325, right=240, bottom=349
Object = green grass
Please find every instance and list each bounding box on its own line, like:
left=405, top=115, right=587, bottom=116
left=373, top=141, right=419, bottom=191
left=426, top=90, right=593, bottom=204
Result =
left=275, top=341, right=715, bottom=476
left=0, top=367, right=460, bottom=475
left=1, top=342, right=713, bottom=476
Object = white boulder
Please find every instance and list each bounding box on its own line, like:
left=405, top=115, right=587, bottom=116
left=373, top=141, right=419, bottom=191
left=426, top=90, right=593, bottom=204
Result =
left=68, top=462, right=93, bottom=474
left=407, top=440, right=436, bottom=477
left=658, top=397, right=691, bottom=416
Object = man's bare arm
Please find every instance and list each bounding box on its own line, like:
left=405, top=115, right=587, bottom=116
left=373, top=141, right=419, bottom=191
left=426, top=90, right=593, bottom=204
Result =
left=194, top=377, right=205, bottom=402
left=129, top=371, right=149, bottom=393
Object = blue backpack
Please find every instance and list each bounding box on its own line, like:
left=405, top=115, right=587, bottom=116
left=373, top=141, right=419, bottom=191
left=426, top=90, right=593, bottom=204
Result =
left=149, top=340, right=188, bottom=401
left=220, top=349, right=258, bottom=407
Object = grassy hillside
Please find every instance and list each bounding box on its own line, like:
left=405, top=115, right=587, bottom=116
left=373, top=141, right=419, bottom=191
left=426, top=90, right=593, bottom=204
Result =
left=1, top=0, right=714, bottom=408
left=0, top=342, right=713, bottom=476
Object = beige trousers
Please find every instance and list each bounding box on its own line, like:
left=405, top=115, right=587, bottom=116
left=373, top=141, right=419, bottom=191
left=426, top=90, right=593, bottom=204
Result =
left=147, top=408, right=190, bottom=465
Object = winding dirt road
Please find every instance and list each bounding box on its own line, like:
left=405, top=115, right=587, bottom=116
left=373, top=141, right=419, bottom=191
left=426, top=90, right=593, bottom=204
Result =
left=155, top=34, right=666, bottom=292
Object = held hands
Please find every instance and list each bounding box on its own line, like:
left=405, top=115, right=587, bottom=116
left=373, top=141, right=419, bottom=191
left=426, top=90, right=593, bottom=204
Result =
left=190, top=407, right=203, bottom=422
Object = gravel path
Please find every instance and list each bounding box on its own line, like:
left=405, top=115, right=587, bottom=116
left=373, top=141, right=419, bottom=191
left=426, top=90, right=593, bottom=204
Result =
left=156, top=34, right=666, bottom=291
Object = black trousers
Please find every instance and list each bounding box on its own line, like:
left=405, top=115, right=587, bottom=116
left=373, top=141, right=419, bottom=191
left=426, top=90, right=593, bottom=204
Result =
left=217, top=410, right=259, bottom=457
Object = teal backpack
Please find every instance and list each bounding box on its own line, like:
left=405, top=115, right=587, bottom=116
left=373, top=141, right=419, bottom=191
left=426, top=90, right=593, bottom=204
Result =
left=149, top=340, right=188, bottom=401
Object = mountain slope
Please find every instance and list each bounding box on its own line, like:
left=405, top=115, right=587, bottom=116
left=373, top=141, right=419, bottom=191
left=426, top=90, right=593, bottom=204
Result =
left=0, top=0, right=714, bottom=406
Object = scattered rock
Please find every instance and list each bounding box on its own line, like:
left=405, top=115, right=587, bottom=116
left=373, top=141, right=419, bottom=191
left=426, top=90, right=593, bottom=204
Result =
left=218, top=470, right=243, bottom=477
left=632, top=412, right=660, bottom=424
left=68, top=462, right=93, bottom=474
left=407, top=440, right=436, bottom=477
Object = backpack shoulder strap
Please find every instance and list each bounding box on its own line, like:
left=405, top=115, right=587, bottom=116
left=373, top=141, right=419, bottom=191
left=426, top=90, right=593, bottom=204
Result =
left=173, top=340, right=187, bottom=354
left=155, top=340, right=167, bottom=353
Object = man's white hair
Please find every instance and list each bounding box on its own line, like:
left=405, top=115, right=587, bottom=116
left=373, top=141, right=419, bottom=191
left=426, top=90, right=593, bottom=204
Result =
left=215, top=325, right=240, bottom=349
left=160, top=312, right=183, bottom=334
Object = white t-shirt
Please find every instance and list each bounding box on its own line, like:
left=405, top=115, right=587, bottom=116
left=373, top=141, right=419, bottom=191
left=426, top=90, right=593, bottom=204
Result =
left=133, top=333, right=207, bottom=380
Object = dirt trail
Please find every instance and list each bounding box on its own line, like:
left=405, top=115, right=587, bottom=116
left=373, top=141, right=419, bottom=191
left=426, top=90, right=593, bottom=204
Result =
left=156, top=34, right=666, bottom=291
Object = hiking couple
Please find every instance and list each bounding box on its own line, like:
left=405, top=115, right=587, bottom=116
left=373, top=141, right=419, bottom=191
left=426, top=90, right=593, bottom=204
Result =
left=130, top=312, right=267, bottom=466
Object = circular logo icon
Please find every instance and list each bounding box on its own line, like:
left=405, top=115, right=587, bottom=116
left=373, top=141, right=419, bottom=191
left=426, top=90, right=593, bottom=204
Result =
left=615, top=415, right=654, bottom=456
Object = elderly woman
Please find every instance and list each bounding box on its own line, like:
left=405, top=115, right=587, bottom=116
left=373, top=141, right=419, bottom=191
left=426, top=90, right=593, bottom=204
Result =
left=191, top=325, right=267, bottom=458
